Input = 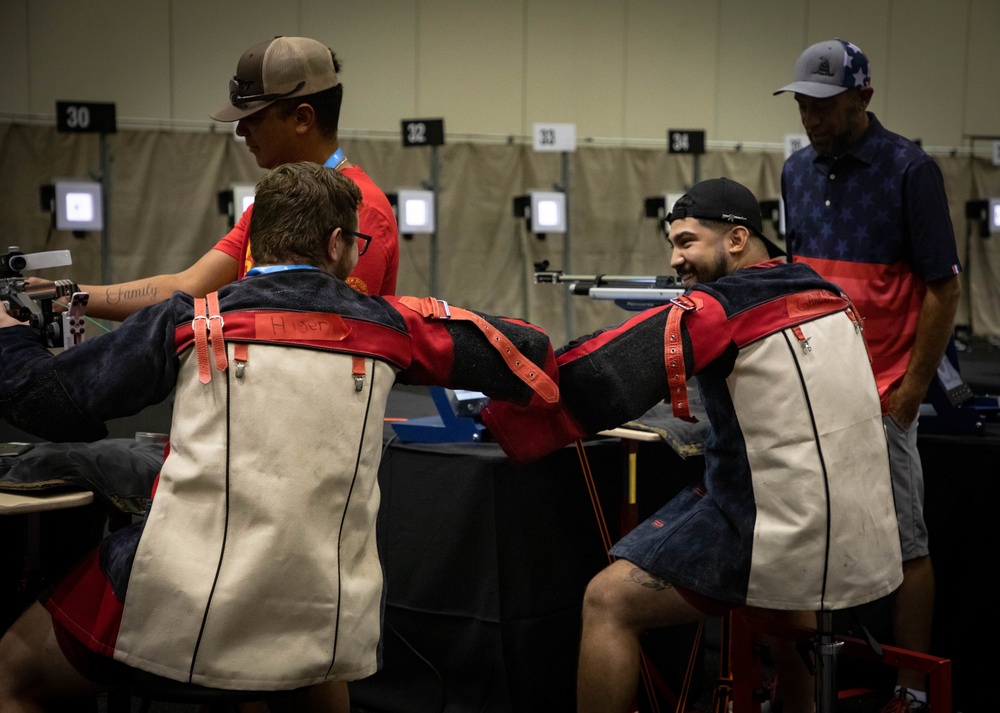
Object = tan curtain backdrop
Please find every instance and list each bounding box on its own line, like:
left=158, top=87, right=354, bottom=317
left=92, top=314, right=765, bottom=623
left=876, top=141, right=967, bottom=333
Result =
left=2, top=122, right=998, bottom=346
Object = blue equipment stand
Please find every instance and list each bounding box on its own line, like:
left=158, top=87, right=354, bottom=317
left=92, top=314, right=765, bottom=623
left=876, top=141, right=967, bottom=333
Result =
left=391, top=387, right=486, bottom=443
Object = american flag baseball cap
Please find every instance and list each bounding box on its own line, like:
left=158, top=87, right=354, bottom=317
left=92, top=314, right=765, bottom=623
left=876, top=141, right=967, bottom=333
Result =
left=773, top=39, right=871, bottom=98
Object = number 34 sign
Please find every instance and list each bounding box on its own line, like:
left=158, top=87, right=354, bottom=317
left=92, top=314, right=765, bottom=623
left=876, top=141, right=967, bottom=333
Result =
left=668, top=129, right=705, bottom=155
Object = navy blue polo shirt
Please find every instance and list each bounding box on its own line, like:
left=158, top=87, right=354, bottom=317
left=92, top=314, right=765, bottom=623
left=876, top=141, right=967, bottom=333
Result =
left=780, top=113, right=961, bottom=396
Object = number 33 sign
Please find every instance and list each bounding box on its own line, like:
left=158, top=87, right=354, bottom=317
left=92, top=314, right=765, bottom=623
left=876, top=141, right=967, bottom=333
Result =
left=533, top=123, right=576, bottom=152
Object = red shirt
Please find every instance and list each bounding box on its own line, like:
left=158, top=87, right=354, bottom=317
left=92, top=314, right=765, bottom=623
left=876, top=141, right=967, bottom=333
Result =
left=213, top=165, right=399, bottom=296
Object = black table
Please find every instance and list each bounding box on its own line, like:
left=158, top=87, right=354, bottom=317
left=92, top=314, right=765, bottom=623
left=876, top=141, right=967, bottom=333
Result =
left=920, top=422, right=1000, bottom=713
left=350, top=422, right=706, bottom=713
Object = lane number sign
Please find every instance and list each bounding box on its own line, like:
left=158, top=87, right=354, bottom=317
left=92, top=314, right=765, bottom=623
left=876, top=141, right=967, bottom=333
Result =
left=533, top=123, right=576, bottom=152
left=668, top=129, right=705, bottom=155
left=56, top=101, right=116, bottom=133
left=401, top=118, right=445, bottom=147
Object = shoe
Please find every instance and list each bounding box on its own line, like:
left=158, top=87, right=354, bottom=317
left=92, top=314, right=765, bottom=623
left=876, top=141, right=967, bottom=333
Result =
left=879, top=688, right=929, bottom=713
left=727, top=675, right=775, bottom=713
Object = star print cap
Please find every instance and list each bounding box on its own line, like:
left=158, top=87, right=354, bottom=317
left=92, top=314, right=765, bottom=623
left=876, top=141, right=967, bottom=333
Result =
left=211, top=36, right=340, bottom=122
left=667, top=177, right=785, bottom=258
left=773, top=39, right=871, bottom=98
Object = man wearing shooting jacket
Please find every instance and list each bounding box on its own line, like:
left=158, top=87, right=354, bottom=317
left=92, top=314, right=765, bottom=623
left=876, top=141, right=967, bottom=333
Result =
left=0, top=163, right=557, bottom=712
left=483, top=177, right=903, bottom=713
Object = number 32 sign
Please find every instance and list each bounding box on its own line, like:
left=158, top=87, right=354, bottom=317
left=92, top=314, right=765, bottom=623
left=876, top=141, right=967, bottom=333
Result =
left=401, top=118, right=445, bottom=147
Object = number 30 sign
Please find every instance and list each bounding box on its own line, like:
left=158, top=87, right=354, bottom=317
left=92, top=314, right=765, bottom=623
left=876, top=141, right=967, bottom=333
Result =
left=56, top=101, right=117, bottom=134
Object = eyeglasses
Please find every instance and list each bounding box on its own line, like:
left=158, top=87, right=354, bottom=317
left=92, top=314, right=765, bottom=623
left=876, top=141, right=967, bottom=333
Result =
left=343, top=229, right=372, bottom=257
left=228, top=77, right=306, bottom=107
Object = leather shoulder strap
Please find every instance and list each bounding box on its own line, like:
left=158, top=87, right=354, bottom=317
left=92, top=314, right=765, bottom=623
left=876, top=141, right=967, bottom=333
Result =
left=399, top=296, right=558, bottom=404
left=191, top=292, right=229, bottom=384
left=664, top=294, right=702, bottom=423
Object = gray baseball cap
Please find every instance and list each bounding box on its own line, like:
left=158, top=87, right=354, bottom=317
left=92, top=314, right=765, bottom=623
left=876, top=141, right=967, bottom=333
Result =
left=773, top=39, right=871, bottom=98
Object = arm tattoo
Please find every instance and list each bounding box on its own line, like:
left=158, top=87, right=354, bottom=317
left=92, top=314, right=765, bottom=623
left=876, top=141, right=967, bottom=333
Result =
left=104, top=283, right=159, bottom=306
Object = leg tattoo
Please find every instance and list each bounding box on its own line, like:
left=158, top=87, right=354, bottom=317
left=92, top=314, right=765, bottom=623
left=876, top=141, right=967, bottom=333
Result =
left=628, top=567, right=672, bottom=591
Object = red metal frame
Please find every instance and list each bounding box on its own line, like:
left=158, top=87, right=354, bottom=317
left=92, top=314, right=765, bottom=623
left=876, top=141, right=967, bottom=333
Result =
left=728, top=609, right=952, bottom=713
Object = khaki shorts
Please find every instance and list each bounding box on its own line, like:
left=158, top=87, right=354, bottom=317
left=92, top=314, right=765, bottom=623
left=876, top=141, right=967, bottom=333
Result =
left=883, top=415, right=929, bottom=560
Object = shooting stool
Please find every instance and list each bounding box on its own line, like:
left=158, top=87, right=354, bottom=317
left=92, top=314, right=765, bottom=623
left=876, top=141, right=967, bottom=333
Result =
left=728, top=608, right=952, bottom=713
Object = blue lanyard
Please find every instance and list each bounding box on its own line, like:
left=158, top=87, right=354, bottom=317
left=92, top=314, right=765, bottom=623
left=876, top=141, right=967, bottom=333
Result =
left=324, top=148, right=345, bottom=169
left=245, top=264, right=322, bottom=277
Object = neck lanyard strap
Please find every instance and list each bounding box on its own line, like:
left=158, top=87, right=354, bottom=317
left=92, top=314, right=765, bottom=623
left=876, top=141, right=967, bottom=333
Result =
left=324, top=148, right=346, bottom=170
left=244, top=264, right=322, bottom=277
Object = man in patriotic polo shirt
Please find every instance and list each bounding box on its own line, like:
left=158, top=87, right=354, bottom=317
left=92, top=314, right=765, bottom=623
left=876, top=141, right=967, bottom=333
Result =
left=775, top=39, right=962, bottom=713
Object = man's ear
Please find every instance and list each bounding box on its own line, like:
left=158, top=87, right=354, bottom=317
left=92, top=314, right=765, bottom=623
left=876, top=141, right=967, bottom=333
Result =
left=727, top=225, right=751, bottom=255
left=326, top=227, right=343, bottom=265
left=292, top=102, right=316, bottom=135
left=857, top=86, right=874, bottom=110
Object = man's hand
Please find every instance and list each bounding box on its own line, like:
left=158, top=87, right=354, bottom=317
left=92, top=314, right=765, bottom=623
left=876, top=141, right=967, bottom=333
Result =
left=0, top=301, right=29, bottom=329
left=887, top=384, right=923, bottom=430
left=24, top=277, right=67, bottom=312
left=889, top=274, right=961, bottom=430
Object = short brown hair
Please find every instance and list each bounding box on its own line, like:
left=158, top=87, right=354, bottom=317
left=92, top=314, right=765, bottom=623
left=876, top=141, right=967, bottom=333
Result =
left=248, top=162, right=362, bottom=266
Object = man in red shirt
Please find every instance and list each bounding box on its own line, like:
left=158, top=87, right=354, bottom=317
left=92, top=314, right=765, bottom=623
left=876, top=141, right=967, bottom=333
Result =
left=75, top=36, right=400, bottom=322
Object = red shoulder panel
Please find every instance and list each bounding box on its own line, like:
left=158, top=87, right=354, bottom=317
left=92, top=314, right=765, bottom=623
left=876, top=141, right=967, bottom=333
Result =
left=175, top=310, right=412, bottom=369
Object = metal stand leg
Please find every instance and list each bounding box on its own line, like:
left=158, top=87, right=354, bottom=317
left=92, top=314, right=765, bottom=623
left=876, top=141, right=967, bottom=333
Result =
left=814, top=611, right=841, bottom=713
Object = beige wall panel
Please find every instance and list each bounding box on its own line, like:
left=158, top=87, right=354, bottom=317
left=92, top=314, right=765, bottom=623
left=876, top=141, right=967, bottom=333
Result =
left=302, top=0, right=417, bottom=134
left=169, top=0, right=300, bottom=125
left=416, top=0, right=524, bottom=136
left=3, top=0, right=996, bottom=150
left=799, top=0, right=890, bottom=121
left=524, top=0, right=627, bottom=139
left=0, top=0, right=30, bottom=114
left=716, top=0, right=805, bottom=144
left=169, top=1, right=418, bottom=130
left=884, top=0, right=968, bottom=147
left=963, top=0, right=1000, bottom=139
left=623, top=0, right=720, bottom=142
left=25, top=0, right=171, bottom=119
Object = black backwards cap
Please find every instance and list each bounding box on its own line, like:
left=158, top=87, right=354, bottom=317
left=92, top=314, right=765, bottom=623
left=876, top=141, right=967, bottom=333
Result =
left=667, top=177, right=785, bottom=258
